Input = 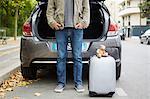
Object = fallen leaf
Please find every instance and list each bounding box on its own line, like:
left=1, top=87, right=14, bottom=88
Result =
left=0, top=92, right=6, bottom=97
left=25, top=86, right=29, bottom=88
left=17, top=81, right=31, bottom=87
left=0, top=71, right=40, bottom=93
left=0, top=88, right=5, bottom=92
left=8, top=81, right=15, bottom=87
left=13, top=96, right=20, bottom=99
left=1, top=84, right=7, bottom=89
left=34, top=92, right=41, bottom=96
left=6, top=88, right=13, bottom=91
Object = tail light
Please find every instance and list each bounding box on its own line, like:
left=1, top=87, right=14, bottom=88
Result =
left=107, top=23, right=118, bottom=36
left=109, top=23, right=118, bottom=31
left=22, top=22, right=33, bottom=36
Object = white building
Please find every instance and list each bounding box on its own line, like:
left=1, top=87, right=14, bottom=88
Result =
left=118, top=0, right=148, bottom=26
left=117, top=0, right=150, bottom=36
left=105, top=0, right=119, bottom=23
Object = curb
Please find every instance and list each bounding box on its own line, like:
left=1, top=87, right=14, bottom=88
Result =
left=6, top=37, right=21, bottom=41
left=0, top=45, right=19, bottom=51
left=0, top=65, right=20, bottom=85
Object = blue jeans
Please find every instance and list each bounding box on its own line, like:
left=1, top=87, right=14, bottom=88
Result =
left=55, top=28, right=83, bottom=87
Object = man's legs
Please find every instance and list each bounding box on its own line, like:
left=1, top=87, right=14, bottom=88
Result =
left=55, top=29, right=68, bottom=92
left=70, top=29, right=84, bottom=92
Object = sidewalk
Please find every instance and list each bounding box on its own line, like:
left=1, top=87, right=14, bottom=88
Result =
left=0, top=37, right=21, bottom=84
left=0, top=37, right=20, bottom=51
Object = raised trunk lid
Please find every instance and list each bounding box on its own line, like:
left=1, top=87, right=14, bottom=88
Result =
left=35, top=2, right=110, bottom=40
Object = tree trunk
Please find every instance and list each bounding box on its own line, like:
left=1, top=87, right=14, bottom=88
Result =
left=14, top=6, right=18, bottom=40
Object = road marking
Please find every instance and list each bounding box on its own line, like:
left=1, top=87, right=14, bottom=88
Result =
left=116, top=88, right=128, bottom=96
left=0, top=48, right=19, bottom=56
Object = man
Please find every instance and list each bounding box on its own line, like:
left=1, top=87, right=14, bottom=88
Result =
left=46, top=0, right=90, bottom=93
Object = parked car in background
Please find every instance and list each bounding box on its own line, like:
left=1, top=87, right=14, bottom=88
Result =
left=139, top=29, right=150, bottom=45
left=20, top=0, right=122, bottom=80
left=117, top=28, right=126, bottom=40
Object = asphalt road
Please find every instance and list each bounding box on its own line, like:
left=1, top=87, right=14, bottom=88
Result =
left=4, top=37, right=150, bottom=99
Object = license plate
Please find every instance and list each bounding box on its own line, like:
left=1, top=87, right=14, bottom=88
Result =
left=51, top=42, right=89, bottom=52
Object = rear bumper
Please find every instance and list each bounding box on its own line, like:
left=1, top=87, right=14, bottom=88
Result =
left=20, top=35, right=121, bottom=67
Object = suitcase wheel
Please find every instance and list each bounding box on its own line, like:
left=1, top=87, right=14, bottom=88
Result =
left=89, top=91, right=115, bottom=97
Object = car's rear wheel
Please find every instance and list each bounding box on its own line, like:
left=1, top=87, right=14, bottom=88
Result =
left=116, top=64, right=121, bottom=80
left=148, top=41, right=150, bottom=45
left=140, top=40, right=143, bottom=44
left=21, top=66, right=37, bottom=80
left=122, top=35, right=125, bottom=40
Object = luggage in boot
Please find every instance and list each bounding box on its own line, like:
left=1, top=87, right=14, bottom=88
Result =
left=89, top=55, right=116, bottom=97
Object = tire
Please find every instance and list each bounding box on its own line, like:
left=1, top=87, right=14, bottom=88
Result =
left=120, top=36, right=123, bottom=40
left=122, top=36, right=125, bottom=40
left=146, top=39, right=150, bottom=45
left=89, top=91, right=115, bottom=97
left=122, top=34, right=125, bottom=40
left=116, top=64, right=121, bottom=80
left=148, top=41, right=150, bottom=45
left=21, top=66, right=37, bottom=80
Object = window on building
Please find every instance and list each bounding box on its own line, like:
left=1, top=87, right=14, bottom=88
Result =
left=122, top=2, right=125, bottom=9
left=127, top=1, right=130, bottom=7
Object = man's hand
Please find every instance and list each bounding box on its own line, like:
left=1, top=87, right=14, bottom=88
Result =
left=75, top=23, right=84, bottom=29
left=51, top=22, right=62, bottom=30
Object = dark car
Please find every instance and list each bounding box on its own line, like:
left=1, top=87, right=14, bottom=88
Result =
left=139, top=29, right=150, bottom=45
left=21, top=0, right=122, bottom=80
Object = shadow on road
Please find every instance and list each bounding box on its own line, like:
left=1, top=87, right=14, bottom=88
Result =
left=36, top=64, right=89, bottom=83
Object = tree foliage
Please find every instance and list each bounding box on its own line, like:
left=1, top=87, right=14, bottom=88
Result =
left=0, top=0, right=36, bottom=21
left=0, top=0, right=37, bottom=36
left=139, top=1, right=150, bottom=18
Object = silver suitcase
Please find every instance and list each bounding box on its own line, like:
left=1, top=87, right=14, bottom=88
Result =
left=89, top=55, right=116, bottom=97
